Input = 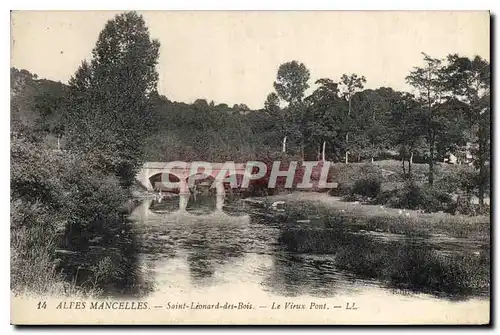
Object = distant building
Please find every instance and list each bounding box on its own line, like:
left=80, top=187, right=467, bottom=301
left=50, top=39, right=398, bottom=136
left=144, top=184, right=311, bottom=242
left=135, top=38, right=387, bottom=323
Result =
left=443, top=153, right=458, bottom=164
left=445, top=142, right=474, bottom=165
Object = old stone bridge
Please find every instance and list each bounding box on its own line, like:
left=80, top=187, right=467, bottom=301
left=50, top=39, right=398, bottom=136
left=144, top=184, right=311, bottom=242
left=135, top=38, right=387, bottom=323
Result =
left=135, top=161, right=255, bottom=213
left=135, top=161, right=253, bottom=194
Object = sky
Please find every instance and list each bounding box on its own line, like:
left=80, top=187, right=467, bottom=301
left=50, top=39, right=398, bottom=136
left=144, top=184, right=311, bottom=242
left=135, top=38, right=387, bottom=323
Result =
left=11, top=10, right=490, bottom=109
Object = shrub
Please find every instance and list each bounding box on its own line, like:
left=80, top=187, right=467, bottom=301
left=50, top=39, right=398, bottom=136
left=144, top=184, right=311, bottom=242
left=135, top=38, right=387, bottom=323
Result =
left=10, top=200, right=63, bottom=294
left=375, top=182, right=454, bottom=213
left=358, top=164, right=383, bottom=180
left=328, top=182, right=352, bottom=197
left=351, top=178, right=381, bottom=198
left=11, top=135, right=144, bottom=296
left=277, top=224, right=489, bottom=297
left=435, top=167, right=477, bottom=195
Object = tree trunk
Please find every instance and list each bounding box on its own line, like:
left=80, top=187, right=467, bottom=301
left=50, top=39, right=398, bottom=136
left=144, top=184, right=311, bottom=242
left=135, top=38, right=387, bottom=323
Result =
left=345, top=134, right=349, bottom=164
left=282, top=136, right=287, bottom=153
left=402, top=153, right=406, bottom=176
left=478, top=121, right=487, bottom=208
left=479, top=161, right=485, bottom=207
left=300, top=137, right=304, bottom=161
left=345, top=98, right=351, bottom=164
left=322, top=141, right=326, bottom=162
left=408, top=155, right=412, bottom=178
left=426, top=89, right=435, bottom=186
left=429, top=133, right=435, bottom=186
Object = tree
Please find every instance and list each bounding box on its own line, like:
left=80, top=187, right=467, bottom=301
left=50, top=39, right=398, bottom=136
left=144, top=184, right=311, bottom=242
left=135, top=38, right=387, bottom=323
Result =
left=389, top=92, right=427, bottom=178
left=405, top=53, right=446, bottom=186
left=264, top=92, right=287, bottom=152
left=238, top=103, right=250, bottom=111
left=304, top=78, right=348, bottom=162
left=33, top=81, right=69, bottom=149
left=215, top=103, right=229, bottom=111
left=273, top=61, right=310, bottom=106
left=11, top=68, right=44, bottom=133
left=339, top=73, right=366, bottom=164
left=273, top=61, right=311, bottom=159
left=264, top=92, right=280, bottom=114
left=443, top=54, right=490, bottom=207
left=66, top=11, right=160, bottom=187
left=349, top=88, right=398, bottom=163
left=194, top=99, right=210, bottom=110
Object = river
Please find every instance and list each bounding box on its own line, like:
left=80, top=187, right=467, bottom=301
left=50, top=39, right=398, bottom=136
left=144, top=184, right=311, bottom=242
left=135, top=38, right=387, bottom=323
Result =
left=125, top=193, right=490, bottom=324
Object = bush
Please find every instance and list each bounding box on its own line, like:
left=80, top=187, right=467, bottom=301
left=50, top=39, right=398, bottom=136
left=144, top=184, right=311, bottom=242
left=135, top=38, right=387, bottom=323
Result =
left=351, top=178, right=381, bottom=198
left=435, top=167, right=477, bottom=195
left=328, top=182, right=352, bottom=197
left=277, top=224, right=489, bottom=297
left=375, top=182, right=454, bottom=213
left=11, top=200, right=62, bottom=294
left=11, top=135, right=144, bottom=296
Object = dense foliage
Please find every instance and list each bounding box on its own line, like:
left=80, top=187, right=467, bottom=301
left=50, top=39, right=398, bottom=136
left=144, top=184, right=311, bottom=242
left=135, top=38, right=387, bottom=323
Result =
left=10, top=11, right=490, bottom=295
left=11, top=12, right=156, bottom=295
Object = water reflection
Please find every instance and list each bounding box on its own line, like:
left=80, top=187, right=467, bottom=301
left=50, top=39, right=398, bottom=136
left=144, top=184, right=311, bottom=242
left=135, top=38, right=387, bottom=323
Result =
left=129, top=194, right=489, bottom=301
left=182, top=220, right=249, bottom=285
left=131, top=195, right=258, bottom=287
left=273, top=221, right=490, bottom=299
left=56, top=213, right=152, bottom=297
left=262, top=253, right=356, bottom=298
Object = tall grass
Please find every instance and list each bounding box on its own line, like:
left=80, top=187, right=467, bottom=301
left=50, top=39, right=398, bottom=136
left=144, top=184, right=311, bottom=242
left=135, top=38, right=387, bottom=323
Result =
left=263, top=196, right=490, bottom=241
left=277, top=219, right=490, bottom=298
left=262, top=197, right=491, bottom=298
left=10, top=200, right=100, bottom=296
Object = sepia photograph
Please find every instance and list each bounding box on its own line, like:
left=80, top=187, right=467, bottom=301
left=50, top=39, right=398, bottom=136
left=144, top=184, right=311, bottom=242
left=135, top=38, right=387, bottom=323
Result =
left=9, top=10, right=491, bottom=325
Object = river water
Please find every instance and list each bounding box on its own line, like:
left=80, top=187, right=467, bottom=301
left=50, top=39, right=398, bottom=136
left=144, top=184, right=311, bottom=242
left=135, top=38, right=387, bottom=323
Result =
left=126, top=194, right=490, bottom=324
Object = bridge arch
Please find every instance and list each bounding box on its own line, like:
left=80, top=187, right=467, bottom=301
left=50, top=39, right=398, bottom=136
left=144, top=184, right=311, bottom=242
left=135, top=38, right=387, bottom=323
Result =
left=136, top=162, right=250, bottom=192
left=148, top=171, right=184, bottom=192
left=185, top=173, right=218, bottom=194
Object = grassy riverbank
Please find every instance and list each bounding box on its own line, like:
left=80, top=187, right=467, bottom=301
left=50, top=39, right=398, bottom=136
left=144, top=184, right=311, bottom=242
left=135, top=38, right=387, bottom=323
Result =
left=251, top=192, right=490, bottom=298
left=258, top=192, right=490, bottom=241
